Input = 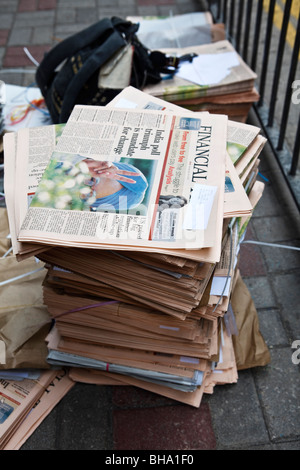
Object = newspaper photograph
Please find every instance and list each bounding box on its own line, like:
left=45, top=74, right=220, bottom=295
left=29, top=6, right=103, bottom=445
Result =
left=18, top=106, right=227, bottom=250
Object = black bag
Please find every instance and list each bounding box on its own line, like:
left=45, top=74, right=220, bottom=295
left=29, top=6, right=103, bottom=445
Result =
left=35, top=17, right=171, bottom=124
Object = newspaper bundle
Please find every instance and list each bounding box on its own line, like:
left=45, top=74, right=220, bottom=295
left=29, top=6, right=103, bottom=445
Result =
left=142, top=40, right=259, bottom=122
left=1, top=86, right=270, bottom=428
left=15, top=106, right=227, bottom=255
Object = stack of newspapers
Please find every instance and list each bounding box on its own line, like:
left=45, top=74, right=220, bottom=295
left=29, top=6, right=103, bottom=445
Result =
left=143, top=40, right=259, bottom=123
left=3, top=86, right=269, bottom=408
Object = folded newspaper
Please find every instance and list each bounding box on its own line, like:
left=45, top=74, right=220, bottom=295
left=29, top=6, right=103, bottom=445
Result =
left=16, top=105, right=227, bottom=253
left=143, top=40, right=257, bottom=101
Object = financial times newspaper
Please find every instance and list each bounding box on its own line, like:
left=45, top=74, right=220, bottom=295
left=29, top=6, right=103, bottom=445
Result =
left=18, top=105, right=227, bottom=250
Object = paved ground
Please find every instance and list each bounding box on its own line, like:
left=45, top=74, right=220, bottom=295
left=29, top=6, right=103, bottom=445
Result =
left=0, top=0, right=300, bottom=452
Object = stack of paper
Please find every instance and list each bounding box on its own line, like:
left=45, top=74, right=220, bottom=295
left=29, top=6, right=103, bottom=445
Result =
left=143, top=40, right=259, bottom=123
left=3, top=87, right=269, bottom=410
left=126, top=12, right=226, bottom=49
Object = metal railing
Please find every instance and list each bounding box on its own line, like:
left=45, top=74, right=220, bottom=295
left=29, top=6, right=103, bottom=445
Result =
left=208, top=0, right=300, bottom=210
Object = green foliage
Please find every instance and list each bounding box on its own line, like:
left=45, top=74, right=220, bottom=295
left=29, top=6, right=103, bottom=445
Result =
left=30, top=156, right=96, bottom=211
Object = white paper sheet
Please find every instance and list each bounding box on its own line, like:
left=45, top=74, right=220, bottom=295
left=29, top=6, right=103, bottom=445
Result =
left=176, top=51, right=240, bottom=86
left=183, top=184, right=217, bottom=230
left=3, top=84, right=52, bottom=131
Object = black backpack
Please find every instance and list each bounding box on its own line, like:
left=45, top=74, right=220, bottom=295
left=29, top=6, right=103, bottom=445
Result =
left=35, top=17, right=173, bottom=124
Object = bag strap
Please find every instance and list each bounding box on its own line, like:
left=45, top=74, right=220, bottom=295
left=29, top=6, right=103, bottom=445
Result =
left=58, top=30, right=126, bottom=122
left=36, top=18, right=115, bottom=96
left=111, top=16, right=139, bottom=37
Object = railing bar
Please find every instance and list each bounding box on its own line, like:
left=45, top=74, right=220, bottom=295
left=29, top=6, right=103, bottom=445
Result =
left=216, top=0, right=221, bottom=21
left=268, top=0, right=292, bottom=127
left=277, top=9, right=300, bottom=151
left=253, top=101, right=300, bottom=211
left=209, top=0, right=220, bottom=23
left=243, top=0, right=253, bottom=62
left=290, top=114, right=300, bottom=176
left=258, top=0, right=276, bottom=106
left=222, top=0, right=228, bottom=26
left=235, top=0, right=244, bottom=53
left=228, top=0, right=235, bottom=41
left=251, top=0, right=263, bottom=71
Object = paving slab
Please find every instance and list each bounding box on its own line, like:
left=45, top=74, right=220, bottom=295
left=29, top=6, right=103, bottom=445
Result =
left=208, top=370, right=270, bottom=449
left=243, top=276, right=277, bottom=310
left=272, top=273, right=300, bottom=339
left=253, top=347, right=300, bottom=442
left=113, top=403, right=216, bottom=450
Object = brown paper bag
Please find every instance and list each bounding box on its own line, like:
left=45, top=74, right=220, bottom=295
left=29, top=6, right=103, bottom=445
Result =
left=0, top=255, right=51, bottom=369
left=231, top=271, right=271, bottom=370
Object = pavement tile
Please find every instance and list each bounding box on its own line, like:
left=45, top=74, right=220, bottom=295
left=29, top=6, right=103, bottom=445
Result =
left=0, top=0, right=299, bottom=452
left=0, top=69, right=24, bottom=85
left=113, top=403, right=216, bottom=450
left=275, top=440, right=300, bottom=449
left=56, top=383, right=114, bottom=450
left=113, top=385, right=177, bottom=408
left=251, top=182, right=283, bottom=217
left=0, top=30, right=9, bottom=47
left=0, top=14, right=14, bottom=30
left=3, top=44, right=51, bottom=67
left=8, top=27, right=32, bottom=46
left=272, top=272, right=300, bottom=339
left=239, top=243, right=267, bottom=277
left=243, top=276, right=276, bottom=309
left=0, top=47, right=5, bottom=67
left=257, top=308, right=289, bottom=348
left=18, top=0, right=38, bottom=12
left=54, top=24, right=91, bottom=40
left=14, top=10, right=55, bottom=27
left=260, top=242, right=300, bottom=272
left=239, top=224, right=267, bottom=277
left=20, top=406, right=59, bottom=450
left=32, top=25, right=54, bottom=45
left=1, top=1, right=19, bottom=13
left=208, top=370, right=270, bottom=449
left=55, top=8, right=76, bottom=24
left=38, top=0, right=57, bottom=9
left=75, top=8, right=100, bottom=24
left=253, top=347, right=300, bottom=442
left=137, top=0, right=174, bottom=5
left=252, top=215, right=300, bottom=243
left=96, top=0, right=120, bottom=6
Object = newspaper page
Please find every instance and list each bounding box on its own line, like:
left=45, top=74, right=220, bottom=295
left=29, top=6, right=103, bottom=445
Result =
left=226, top=120, right=260, bottom=165
left=0, top=369, right=58, bottom=449
left=223, top=153, right=253, bottom=218
left=235, top=134, right=267, bottom=180
left=4, top=124, right=64, bottom=256
left=18, top=105, right=227, bottom=251
left=108, top=87, right=253, bottom=218
left=3, top=369, right=74, bottom=450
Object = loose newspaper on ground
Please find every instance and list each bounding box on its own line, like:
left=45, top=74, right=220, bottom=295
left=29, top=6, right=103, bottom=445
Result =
left=0, top=369, right=59, bottom=449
